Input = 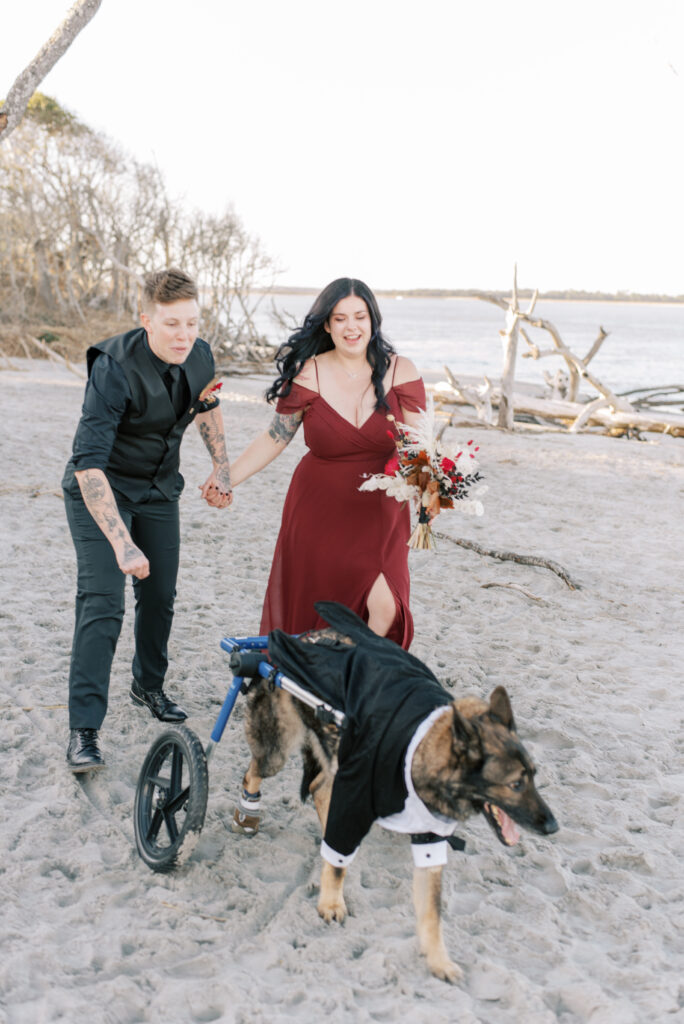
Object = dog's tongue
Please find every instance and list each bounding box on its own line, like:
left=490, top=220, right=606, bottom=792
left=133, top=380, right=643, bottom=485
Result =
left=500, top=809, right=520, bottom=846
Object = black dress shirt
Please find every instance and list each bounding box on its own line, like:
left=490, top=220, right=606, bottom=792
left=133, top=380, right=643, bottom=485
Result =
left=71, top=338, right=189, bottom=477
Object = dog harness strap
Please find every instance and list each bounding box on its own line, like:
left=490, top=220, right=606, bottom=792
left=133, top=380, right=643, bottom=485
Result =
left=410, top=831, right=444, bottom=844
left=411, top=831, right=466, bottom=851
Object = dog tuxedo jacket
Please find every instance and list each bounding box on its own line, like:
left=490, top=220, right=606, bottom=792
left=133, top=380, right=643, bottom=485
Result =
left=267, top=602, right=463, bottom=867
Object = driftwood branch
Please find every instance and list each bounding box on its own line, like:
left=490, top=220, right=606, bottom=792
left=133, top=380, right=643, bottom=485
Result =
left=0, top=0, right=104, bottom=143
left=26, top=335, right=86, bottom=378
left=451, top=269, right=681, bottom=438
left=431, top=381, right=684, bottom=437
left=481, top=582, right=545, bottom=602
left=441, top=366, right=493, bottom=423
left=432, top=531, right=582, bottom=590
left=582, top=326, right=609, bottom=366
left=524, top=314, right=628, bottom=410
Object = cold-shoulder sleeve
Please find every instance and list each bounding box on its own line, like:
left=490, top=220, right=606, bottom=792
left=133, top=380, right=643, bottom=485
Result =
left=393, top=377, right=426, bottom=413
left=275, top=382, right=319, bottom=415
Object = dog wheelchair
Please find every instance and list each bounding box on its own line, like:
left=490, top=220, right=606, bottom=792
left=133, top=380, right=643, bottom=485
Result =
left=133, top=633, right=347, bottom=872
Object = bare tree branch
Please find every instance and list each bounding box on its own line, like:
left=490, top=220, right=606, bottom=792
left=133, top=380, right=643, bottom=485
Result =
left=0, top=0, right=103, bottom=143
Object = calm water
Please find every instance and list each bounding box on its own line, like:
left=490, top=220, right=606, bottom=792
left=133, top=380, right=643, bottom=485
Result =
left=255, top=294, right=683, bottom=395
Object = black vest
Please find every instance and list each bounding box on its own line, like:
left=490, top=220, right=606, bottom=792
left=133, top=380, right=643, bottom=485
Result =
left=87, top=328, right=214, bottom=501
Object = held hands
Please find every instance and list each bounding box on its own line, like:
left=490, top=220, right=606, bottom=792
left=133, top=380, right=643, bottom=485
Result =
left=199, top=466, right=233, bottom=509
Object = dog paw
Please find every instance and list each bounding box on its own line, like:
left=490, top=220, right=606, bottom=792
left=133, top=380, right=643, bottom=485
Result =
left=229, top=807, right=260, bottom=836
left=428, top=956, right=463, bottom=984
left=317, top=896, right=347, bottom=923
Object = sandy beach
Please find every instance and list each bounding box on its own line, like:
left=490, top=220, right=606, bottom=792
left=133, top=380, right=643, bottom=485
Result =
left=1, top=358, right=683, bottom=1024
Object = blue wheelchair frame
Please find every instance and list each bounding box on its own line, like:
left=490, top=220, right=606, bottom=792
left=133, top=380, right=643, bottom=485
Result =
left=205, top=635, right=347, bottom=763
left=133, top=632, right=346, bottom=872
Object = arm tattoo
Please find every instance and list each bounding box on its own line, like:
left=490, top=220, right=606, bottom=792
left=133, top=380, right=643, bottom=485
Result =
left=197, top=407, right=232, bottom=493
left=80, top=474, right=106, bottom=504
left=214, top=463, right=232, bottom=492
left=77, top=470, right=132, bottom=552
left=121, top=541, right=139, bottom=563
left=268, top=411, right=303, bottom=446
left=198, top=408, right=229, bottom=463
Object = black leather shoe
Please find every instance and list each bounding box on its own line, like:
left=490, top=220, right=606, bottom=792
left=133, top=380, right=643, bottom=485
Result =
left=130, top=681, right=187, bottom=722
left=67, top=729, right=105, bottom=773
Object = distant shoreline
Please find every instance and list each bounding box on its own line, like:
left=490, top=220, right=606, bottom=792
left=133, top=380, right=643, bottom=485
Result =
left=264, top=287, right=684, bottom=305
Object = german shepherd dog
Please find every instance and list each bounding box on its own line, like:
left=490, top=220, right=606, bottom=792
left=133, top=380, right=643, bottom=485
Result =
left=233, top=610, right=558, bottom=983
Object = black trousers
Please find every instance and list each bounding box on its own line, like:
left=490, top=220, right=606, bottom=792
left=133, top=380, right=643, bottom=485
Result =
left=63, top=479, right=180, bottom=730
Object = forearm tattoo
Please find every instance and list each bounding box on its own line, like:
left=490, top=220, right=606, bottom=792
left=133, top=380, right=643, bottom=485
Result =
left=197, top=407, right=232, bottom=492
left=268, top=411, right=303, bottom=446
left=198, top=408, right=229, bottom=464
left=78, top=470, right=129, bottom=545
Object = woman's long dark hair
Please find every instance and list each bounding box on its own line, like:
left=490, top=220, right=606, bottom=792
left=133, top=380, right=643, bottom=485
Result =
left=266, top=278, right=396, bottom=409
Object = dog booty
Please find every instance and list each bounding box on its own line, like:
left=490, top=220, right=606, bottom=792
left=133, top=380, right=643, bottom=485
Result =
left=230, top=782, right=261, bottom=836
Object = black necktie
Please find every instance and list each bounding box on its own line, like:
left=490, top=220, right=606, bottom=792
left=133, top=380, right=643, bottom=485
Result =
left=164, top=366, right=185, bottom=419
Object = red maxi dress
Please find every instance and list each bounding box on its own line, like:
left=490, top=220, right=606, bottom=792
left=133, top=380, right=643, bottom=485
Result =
left=260, top=373, right=426, bottom=650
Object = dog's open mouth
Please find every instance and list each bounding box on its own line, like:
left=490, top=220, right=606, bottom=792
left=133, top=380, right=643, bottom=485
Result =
left=483, top=802, right=521, bottom=846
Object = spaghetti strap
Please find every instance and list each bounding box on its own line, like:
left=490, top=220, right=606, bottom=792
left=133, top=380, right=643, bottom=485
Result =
left=313, top=355, right=320, bottom=393
left=391, top=355, right=399, bottom=387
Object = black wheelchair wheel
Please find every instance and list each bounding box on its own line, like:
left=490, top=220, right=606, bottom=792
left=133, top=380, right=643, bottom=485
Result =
left=134, top=724, right=208, bottom=872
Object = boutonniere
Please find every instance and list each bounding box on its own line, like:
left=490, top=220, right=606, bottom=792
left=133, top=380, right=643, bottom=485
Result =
left=197, top=377, right=223, bottom=409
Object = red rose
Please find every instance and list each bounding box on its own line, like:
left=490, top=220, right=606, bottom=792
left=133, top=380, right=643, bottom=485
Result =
left=384, top=455, right=400, bottom=475
left=441, top=457, right=455, bottom=473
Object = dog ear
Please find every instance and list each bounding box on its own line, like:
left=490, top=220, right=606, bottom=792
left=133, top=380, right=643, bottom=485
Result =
left=451, top=708, right=478, bottom=754
left=489, top=686, right=516, bottom=730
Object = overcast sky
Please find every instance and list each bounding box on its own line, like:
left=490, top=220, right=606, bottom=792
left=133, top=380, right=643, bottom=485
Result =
left=4, top=0, right=684, bottom=293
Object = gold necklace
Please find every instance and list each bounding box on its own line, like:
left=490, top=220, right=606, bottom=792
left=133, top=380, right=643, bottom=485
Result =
left=334, top=355, right=368, bottom=381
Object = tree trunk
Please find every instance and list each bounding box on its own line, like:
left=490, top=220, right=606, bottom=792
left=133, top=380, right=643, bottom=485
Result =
left=0, top=0, right=103, bottom=143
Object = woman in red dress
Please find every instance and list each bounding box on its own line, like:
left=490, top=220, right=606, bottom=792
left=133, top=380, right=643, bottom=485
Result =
left=228, top=278, right=426, bottom=649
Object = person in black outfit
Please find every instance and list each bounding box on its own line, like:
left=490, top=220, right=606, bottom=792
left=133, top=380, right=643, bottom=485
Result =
left=62, top=268, right=232, bottom=772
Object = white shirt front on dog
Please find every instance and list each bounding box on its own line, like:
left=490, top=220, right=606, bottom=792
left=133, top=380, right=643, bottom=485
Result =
left=321, top=706, right=460, bottom=869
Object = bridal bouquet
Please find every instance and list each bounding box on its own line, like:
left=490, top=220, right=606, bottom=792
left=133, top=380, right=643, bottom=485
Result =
left=359, top=397, right=487, bottom=550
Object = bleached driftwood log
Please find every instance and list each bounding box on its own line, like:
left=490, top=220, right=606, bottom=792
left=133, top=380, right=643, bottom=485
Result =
left=478, top=270, right=627, bottom=413
left=482, top=266, right=540, bottom=430
left=450, top=268, right=683, bottom=438
left=432, top=380, right=684, bottom=437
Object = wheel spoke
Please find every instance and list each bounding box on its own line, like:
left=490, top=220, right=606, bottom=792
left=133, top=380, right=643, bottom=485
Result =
left=169, top=747, right=184, bottom=798
left=165, top=785, right=190, bottom=815
left=163, top=809, right=179, bottom=843
left=145, top=808, right=164, bottom=842
left=146, top=773, right=171, bottom=789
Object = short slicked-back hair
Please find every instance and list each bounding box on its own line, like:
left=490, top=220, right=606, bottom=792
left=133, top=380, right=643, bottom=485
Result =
left=142, top=268, right=198, bottom=312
